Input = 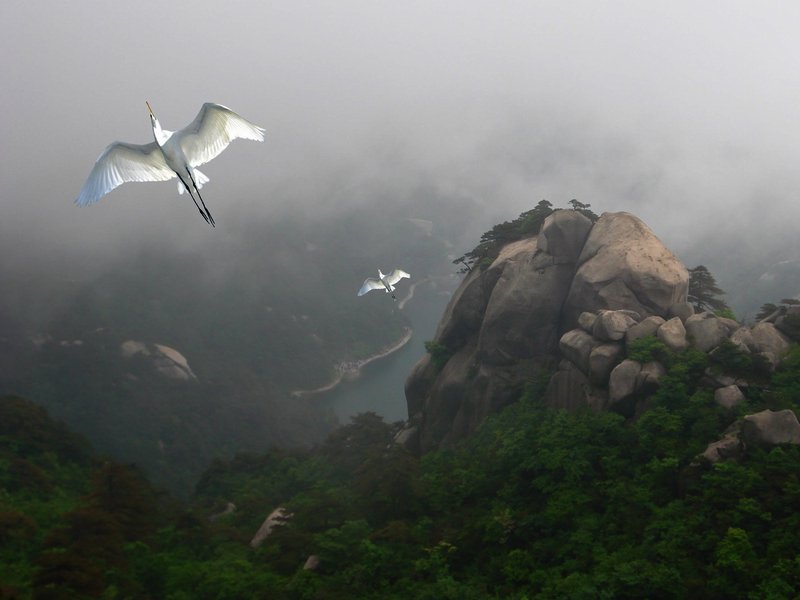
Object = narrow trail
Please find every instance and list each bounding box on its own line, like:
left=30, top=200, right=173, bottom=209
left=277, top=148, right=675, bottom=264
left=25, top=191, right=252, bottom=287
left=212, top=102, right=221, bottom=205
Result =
left=290, top=327, right=413, bottom=398
left=397, top=277, right=431, bottom=310
left=289, top=276, right=437, bottom=399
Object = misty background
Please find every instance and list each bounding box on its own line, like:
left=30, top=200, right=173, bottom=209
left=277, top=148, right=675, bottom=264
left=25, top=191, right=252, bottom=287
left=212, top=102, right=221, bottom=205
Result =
left=2, top=1, right=800, bottom=492
left=2, top=1, right=800, bottom=312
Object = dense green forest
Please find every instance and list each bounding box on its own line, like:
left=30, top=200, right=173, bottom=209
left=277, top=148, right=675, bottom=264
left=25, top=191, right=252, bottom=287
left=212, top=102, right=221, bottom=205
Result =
left=3, top=336, right=799, bottom=598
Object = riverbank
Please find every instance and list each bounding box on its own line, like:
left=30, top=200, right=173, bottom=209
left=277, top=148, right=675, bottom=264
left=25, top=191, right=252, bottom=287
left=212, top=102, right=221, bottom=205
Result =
left=290, top=326, right=414, bottom=398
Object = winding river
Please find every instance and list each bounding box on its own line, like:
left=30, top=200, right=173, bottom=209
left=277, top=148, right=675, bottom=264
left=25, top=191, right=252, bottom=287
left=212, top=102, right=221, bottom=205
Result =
left=321, top=276, right=455, bottom=424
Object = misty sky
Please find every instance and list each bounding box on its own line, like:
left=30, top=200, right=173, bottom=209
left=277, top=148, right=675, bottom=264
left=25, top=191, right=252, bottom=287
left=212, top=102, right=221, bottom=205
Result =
left=2, top=1, right=800, bottom=307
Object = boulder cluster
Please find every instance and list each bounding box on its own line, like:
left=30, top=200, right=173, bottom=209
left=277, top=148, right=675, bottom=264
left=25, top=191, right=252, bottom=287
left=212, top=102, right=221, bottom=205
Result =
left=546, top=305, right=794, bottom=416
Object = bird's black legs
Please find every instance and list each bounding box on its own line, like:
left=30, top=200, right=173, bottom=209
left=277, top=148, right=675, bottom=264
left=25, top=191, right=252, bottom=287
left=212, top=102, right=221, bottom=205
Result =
left=187, top=169, right=215, bottom=226
left=176, top=173, right=213, bottom=226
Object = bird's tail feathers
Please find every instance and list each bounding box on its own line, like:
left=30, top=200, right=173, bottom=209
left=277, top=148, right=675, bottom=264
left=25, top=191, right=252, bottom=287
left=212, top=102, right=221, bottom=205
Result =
left=178, top=169, right=209, bottom=195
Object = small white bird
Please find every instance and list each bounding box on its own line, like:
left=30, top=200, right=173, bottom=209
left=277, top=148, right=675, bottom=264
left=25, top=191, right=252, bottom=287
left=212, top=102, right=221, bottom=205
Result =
left=358, top=269, right=411, bottom=301
left=75, top=102, right=265, bottom=226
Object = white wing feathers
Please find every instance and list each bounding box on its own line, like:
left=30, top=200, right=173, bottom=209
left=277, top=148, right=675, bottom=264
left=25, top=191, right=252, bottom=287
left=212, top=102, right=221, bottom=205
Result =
left=384, top=269, right=411, bottom=286
left=177, top=103, right=266, bottom=168
left=75, top=142, right=175, bottom=206
left=358, top=278, right=385, bottom=296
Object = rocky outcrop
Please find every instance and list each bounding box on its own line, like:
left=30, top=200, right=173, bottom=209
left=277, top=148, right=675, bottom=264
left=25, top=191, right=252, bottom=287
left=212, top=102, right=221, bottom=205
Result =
left=406, top=211, right=690, bottom=452
left=405, top=210, right=799, bottom=454
left=741, top=409, right=800, bottom=446
left=562, top=213, right=689, bottom=329
left=120, top=340, right=197, bottom=381
left=250, top=507, right=292, bottom=548
left=700, top=409, right=800, bottom=465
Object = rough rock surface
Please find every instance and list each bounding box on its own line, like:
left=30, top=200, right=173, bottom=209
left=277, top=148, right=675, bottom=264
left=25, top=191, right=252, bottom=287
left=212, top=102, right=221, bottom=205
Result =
left=120, top=340, right=197, bottom=381
left=625, top=316, right=665, bottom=347
left=588, top=343, right=625, bottom=386
left=538, top=210, right=593, bottom=261
left=714, top=385, right=745, bottom=410
left=608, top=360, right=642, bottom=412
left=562, top=212, right=689, bottom=329
left=405, top=210, right=796, bottom=454
left=742, top=410, right=800, bottom=446
left=559, top=330, right=602, bottom=375
left=657, top=317, right=689, bottom=353
left=592, top=310, right=638, bottom=342
left=406, top=211, right=690, bottom=452
left=685, top=313, right=729, bottom=353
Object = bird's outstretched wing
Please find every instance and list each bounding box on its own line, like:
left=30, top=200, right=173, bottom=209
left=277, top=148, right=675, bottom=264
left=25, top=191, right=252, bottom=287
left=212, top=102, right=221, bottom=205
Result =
left=384, top=269, right=411, bottom=286
left=176, top=103, right=265, bottom=168
left=75, top=141, right=175, bottom=206
left=358, top=278, right=385, bottom=296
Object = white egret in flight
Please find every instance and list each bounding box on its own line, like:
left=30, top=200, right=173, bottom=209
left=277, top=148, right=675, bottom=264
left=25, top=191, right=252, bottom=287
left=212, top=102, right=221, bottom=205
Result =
left=75, top=102, right=265, bottom=226
left=358, top=269, right=411, bottom=301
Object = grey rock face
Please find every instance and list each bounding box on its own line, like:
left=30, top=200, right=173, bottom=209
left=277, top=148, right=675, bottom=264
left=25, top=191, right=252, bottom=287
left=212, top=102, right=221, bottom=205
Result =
left=563, top=212, right=689, bottom=329
left=559, top=329, right=601, bottom=375
left=406, top=211, right=692, bottom=453
left=702, top=432, right=744, bottom=464
left=544, top=361, right=592, bottom=411
left=578, top=311, right=598, bottom=333
left=625, top=316, right=665, bottom=347
left=669, top=302, right=695, bottom=323
left=657, top=317, right=689, bottom=352
left=478, top=241, right=576, bottom=366
left=538, top=210, right=593, bottom=261
left=608, top=359, right=642, bottom=413
left=749, top=323, right=792, bottom=362
left=742, top=410, right=800, bottom=446
left=588, top=343, right=625, bottom=386
left=636, top=361, right=666, bottom=395
left=714, top=385, right=745, bottom=410
left=729, top=327, right=755, bottom=353
left=685, top=312, right=729, bottom=353
left=592, top=310, right=638, bottom=342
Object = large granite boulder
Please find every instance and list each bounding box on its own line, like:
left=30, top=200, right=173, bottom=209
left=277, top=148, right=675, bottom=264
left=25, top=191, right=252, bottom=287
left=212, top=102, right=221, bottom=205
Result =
left=741, top=410, right=800, bottom=446
left=657, top=317, right=689, bottom=352
left=559, top=329, right=602, bottom=375
left=120, top=340, right=197, bottom=381
left=406, top=211, right=692, bottom=453
left=589, top=343, right=625, bottom=386
left=749, top=323, right=792, bottom=367
left=685, top=312, right=729, bottom=353
left=538, top=210, right=593, bottom=261
left=478, top=239, right=577, bottom=366
left=714, top=385, right=745, bottom=410
left=592, top=310, right=638, bottom=342
left=626, top=316, right=665, bottom=347
left=562, top=212, right=689, bottom=329
left=608, top=359, right=642, bottom=414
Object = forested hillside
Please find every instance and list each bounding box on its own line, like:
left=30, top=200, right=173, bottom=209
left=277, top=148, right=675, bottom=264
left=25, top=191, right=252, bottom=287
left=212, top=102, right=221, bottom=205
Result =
left=3, top=339, right=799, bottom=598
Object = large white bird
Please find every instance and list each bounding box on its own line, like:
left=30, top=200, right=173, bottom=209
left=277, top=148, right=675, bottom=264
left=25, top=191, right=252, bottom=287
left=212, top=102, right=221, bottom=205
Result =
left=358, top=269, right=411, bottom=301
left=75, top=102, right=265, bottom=226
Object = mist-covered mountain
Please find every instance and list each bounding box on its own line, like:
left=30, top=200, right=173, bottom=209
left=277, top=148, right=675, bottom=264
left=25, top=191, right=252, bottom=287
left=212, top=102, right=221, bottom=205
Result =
left=0, top=202, right=454, bottom=495
left=403, top=207, right=799, bottom=457
left=3, top=204, right=800, bottom=599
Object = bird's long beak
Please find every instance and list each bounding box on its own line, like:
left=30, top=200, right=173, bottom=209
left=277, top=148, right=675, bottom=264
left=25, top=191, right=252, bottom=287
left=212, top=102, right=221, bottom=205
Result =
left=146, top=101, right=154, bottom=116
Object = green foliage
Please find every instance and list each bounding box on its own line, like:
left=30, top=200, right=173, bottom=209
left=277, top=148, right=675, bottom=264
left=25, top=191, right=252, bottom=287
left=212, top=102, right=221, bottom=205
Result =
left=709, top=339, right=772, bottom=381
left=714, top=307, right=738, bottom=321
left=5, top=347, right=800, bottom=598
left=626, top=335, right=673, bottom=364
left=688, top=265, right=730, bottom=313
left=424, top=340, right=453, bottom=372
left=568, top=199, right=599, bottom=222
left=459, top=200, right=555, bottom=270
